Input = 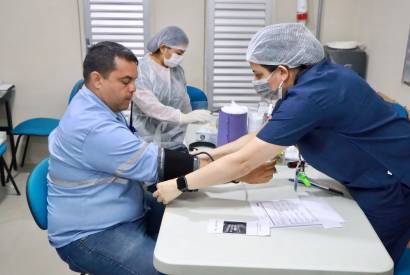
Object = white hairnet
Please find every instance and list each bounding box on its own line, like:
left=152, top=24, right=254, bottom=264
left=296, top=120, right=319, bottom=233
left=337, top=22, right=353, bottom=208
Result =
left=246, top=23, right=324, bottom=68
left=147, top=26, right=189, bottom=52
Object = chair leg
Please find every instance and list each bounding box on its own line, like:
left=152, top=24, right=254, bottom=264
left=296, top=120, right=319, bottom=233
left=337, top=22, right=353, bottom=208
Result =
left=21, top=135, right=30, bottom=167
left=15, top=134, right=22, bottom=156
left=6, top=135, right=22, bottom=183
left=1, top=157, right=20, bottom=195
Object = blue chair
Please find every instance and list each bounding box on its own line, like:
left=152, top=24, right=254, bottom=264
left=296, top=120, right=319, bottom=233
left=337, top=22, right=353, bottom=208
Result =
left=13, top=118, right=59, bottom=168
left=391, top=102, right=409, bottom=119
left=187, top=85, right=208, bottom=110
left=68, top=79, right=84, bottom=104
left=395, top=248, right=410, bottom=275
left=0, top=143, right=20, bottom=195
left=26, top=158, right=49, bottom=229
left=26, top=158, right=86, bottom=274
left=12, top=80, right=84, bottom=168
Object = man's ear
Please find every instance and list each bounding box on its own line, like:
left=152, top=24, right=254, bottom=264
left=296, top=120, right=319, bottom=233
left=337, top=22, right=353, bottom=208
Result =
left=89, top=71, right=103, bottom=90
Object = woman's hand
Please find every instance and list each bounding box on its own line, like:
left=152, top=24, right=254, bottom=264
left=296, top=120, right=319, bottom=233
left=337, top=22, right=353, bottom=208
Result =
left=239, top=161, right=276, bottom=184
left=153, top=179, right=182, bottom=204
left=199, top=158, right=212, bottom=168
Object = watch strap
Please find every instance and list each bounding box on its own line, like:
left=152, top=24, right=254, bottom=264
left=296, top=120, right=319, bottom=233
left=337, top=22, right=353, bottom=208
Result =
left=176, top=176, right=198, bottom=192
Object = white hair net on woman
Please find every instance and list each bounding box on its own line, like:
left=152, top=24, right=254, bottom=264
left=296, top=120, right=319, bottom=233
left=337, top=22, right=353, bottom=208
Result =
left=146, top=26, right=189, bottom=52
left=246, top=23, right=324, bottom=68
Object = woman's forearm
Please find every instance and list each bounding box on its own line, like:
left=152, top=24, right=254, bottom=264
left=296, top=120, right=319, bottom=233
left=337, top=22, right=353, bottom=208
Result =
left=208, top=132, right=257, bottom=160
left=186, top=137, right=284, bottom=189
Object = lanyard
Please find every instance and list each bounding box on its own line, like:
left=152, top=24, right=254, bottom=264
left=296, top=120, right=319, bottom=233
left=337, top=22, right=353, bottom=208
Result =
left=119, top=102, right=136, bottom=134
left=128, top=101, right=136, bottom=134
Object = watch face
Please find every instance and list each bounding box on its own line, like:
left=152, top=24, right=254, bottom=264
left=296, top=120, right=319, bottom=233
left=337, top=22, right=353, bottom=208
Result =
left=177, top=176, right=187, bottom=191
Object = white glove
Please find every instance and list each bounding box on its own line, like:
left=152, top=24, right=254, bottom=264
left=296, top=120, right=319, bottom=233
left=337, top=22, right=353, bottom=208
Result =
left=179, top=110, right=213, bottom=124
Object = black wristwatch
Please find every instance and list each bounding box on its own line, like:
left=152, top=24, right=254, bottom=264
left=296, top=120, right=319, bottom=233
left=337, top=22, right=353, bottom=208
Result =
left=176, top=176, right=198, bottom=192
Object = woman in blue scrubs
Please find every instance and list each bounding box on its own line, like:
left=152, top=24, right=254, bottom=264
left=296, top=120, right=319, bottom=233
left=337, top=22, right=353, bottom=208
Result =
left=154, top=23, right=410, bottom=264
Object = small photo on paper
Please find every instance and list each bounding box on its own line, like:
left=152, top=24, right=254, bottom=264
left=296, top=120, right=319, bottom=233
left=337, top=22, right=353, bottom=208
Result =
left=223, top=221, right=247, bottom=234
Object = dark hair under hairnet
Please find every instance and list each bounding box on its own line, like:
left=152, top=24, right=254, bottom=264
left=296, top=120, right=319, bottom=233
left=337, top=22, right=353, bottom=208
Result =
left=147, top=26, right=189, bottom=52
left=246, top=23, right=324, bottom=68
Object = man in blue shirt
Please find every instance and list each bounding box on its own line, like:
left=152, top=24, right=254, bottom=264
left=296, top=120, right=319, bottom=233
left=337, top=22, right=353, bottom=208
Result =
left=49, top=41, right=275, bottom=275
left=48, top=42, right=204, bottom=275
left=154, top=23, right=410, bottom=265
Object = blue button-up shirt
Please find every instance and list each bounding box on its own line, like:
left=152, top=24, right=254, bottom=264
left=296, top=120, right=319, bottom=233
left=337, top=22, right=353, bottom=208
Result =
left=47, top=86, right=160, bottom=248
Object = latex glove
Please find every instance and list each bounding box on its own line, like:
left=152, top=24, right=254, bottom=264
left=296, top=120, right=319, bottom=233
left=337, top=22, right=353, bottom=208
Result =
left=179, top=110, right=213, bottom=124
left=153, top=179, right=182, bottom=205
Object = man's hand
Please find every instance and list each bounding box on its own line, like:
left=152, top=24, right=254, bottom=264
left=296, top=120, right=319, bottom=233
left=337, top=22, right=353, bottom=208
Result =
left=239, top=161, right=276, bottom=184
left=153, top=179, right=182, bottom=204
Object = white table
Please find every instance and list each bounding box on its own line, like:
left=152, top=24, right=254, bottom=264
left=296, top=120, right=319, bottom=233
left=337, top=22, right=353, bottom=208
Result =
left=154, top=164, right=393, bottom=275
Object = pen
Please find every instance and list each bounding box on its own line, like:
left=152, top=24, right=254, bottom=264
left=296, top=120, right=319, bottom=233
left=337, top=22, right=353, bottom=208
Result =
left=288, top=178, right=344, bottom=196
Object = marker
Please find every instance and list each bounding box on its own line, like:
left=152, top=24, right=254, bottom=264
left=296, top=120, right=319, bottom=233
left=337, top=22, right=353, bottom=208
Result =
left=297, top=172, right=311, bottom=187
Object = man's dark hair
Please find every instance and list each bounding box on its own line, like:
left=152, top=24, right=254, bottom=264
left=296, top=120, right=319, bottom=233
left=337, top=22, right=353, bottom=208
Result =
left=83, top=41, right=138, bottom=82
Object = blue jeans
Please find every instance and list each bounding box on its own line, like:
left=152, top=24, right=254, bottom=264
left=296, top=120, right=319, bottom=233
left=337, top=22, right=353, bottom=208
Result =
left=56, top=192, right=165, bottom=275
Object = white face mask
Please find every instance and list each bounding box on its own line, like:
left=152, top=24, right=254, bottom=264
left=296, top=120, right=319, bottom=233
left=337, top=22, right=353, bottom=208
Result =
left=252, top=71, right=274, bottom=99
left=252, top=72, right=284, bottom=103
left=164, top=53, right=184, bottom=68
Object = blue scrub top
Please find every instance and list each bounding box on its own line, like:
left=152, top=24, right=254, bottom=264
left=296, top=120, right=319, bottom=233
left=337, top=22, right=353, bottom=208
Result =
left=257, top=59, right=410, bottom=263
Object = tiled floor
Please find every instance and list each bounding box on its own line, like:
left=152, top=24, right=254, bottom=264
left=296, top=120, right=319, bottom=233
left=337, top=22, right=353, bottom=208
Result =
left=0, top=166, right=76, bottom=275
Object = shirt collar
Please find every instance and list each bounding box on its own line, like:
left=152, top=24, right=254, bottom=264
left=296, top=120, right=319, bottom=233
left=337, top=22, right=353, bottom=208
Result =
left=81, top=85, right=124, bottom=122
left=294, top=57, right=328, bottom=85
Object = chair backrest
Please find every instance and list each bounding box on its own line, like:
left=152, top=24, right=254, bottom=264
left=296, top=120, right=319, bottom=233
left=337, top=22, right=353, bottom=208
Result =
left=187, top=85, right=208, bottom=110
left=391, top=102, right=409, bottom=119
left=395, top=248, right=410, bottom=275
left=68, top=79, right=84, bottom=105
left=26, top=158, right=49, bottom=230
left=0, top=143, right=7, bottom=156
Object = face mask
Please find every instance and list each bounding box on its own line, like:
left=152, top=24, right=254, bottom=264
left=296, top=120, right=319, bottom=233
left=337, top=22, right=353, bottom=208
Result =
left=164, top=53, right=184, bottom=68
left=252, top=72, right=284, bottom=103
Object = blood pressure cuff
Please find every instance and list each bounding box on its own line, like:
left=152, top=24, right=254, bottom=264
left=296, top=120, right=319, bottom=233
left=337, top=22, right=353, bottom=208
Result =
left=159, top=148, right=199, bottom=181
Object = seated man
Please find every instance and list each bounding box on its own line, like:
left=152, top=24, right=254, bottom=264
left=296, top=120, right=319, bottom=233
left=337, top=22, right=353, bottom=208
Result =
left=48, top=41, right=274, bottom=275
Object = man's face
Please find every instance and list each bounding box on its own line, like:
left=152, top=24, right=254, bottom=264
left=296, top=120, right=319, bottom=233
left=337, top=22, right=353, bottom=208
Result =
left=98, top=57, right=137, bottom=112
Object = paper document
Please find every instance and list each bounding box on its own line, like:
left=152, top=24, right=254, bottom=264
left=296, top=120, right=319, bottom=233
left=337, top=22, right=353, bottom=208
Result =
left=300, top=197, right=344, bottom=228
left=207, top=219, right=270, bottom=236
left=250, top=197, right=344, bottom=229
left=251, top=199, right=320, bottom=228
